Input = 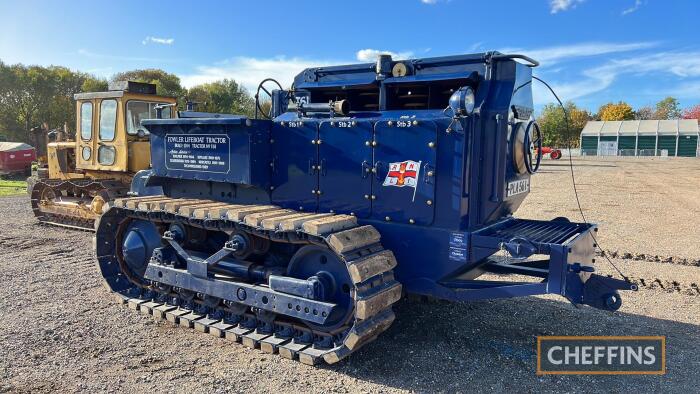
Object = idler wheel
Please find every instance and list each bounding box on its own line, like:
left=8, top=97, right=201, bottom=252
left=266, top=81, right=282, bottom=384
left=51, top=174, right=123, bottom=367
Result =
left=287, top=245, right=354, bottom=332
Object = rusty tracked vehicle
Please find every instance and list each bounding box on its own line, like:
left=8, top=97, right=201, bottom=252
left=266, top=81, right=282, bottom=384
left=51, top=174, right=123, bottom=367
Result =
left=28, top=82, right=176, bottom=230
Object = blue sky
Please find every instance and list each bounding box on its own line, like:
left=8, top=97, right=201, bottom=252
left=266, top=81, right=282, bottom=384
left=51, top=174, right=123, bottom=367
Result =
left=1, top=0, right=699, bottom=112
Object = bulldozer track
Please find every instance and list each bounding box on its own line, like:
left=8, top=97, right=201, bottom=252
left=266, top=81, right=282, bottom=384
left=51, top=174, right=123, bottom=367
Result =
left=29, top=178, right=128, bottom=231
left=95, top=196, right=402, bottom=365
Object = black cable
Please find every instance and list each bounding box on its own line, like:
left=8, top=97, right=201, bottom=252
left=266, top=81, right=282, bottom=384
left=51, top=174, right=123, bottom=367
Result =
left=532, top=76, right=629, bottom=281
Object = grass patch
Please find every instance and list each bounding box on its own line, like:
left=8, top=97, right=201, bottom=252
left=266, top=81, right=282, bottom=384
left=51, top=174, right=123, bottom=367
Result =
left=0, top=179, right=27, bottom=196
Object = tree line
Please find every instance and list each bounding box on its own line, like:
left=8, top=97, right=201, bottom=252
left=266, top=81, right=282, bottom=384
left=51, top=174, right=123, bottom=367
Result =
left=538, top=98, right=700, bottom=148
left=0, top=61, right=255, bottom=143
left=1, top=59, right=699, bottom=149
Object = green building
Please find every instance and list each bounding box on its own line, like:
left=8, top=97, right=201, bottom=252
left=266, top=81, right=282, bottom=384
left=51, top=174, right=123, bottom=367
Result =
left=580, top=119, right=699, bottom=157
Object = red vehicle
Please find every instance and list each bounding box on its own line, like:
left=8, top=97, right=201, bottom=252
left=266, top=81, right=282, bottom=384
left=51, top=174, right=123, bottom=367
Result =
left=538, top=146, right=562, bottom=160
left=0, top=142, right=36, bottom=175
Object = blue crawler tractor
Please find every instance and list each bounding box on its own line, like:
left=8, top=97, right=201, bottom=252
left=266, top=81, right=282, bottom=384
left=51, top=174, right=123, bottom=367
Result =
left=94, top=52, right=635, bottom=365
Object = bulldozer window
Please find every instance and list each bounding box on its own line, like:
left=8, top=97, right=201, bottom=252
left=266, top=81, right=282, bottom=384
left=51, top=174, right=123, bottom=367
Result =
left=98, top=145, right=116, bottom=165
left=127, top=101, right=171, bottom=135
left=99, top=99, right=117, bottom=141
left=80, top=102, right=93, bottom=140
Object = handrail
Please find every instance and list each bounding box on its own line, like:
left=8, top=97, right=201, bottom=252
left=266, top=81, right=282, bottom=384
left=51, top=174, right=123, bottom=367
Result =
left=491, top=53, right=540, bottom=67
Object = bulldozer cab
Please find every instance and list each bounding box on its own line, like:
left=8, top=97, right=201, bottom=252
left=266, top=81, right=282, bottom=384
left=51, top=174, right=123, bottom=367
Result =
left=73, top=81, right=176, bottom=173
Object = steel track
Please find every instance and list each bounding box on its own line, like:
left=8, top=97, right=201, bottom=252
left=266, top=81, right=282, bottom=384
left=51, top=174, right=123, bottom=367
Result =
left=95, top=196, right=402, bottom=365
left=28, top=178, right=128, bottom=232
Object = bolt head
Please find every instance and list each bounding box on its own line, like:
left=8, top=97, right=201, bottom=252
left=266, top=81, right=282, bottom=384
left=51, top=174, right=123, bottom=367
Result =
left=365, top=141, right=370, bottom=146
left=388, top=121, right=394, bottom=126
left=317, top=139, right=322, bottom=144
left=412, top=120, right=418, bottom=126
left=270, top=186, right=275, bottom=190
left=364, top=194, right=370, bottom=199
left=371, top=195, right=376, bottom=200
left=427, top=171, right=434, bottom=177
left=426, top=199, right=433, bottom=206
left=428, top=142, right=435, bottom=148
left=385, top=216, right=391, bottom=221
left=280, top=121, right=285, bottom=126
left=270, top=139, right=275, bottom=143
left=351, top=121, right=357, bottom=126
left=371, top=141, right=378, bottom=147
left=409, top=218, right=415, bottom=224
left=446, top=128, right=451, bottom=134
left=330, top=121, right=335, bottom=126
left=311, top=139, right=316, bottom=144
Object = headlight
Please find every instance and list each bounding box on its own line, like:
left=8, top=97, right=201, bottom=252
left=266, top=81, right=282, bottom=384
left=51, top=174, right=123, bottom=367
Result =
left=98, top=146, right=116, bottom=165
left=448, top=86, right=475, bottom=116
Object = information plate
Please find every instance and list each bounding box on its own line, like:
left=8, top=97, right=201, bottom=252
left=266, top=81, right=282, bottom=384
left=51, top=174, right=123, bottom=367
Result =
left=165, top=134, right=230, bottom=173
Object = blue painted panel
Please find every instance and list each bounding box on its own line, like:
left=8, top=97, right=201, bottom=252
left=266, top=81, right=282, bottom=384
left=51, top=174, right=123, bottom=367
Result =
left=144, top=120, right=270, bottom=188
left=318, top=121, right=372, bottom=217
left=270, top=122, right=318, bottom=211
left=372, top=120, right=437, bottom=225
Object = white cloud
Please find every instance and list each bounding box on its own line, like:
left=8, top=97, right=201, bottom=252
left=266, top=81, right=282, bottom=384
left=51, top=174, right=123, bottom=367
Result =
left=621, top=0, right=643, bottom=15
left=421, top=0, right=438, bottom=4
left=84, top=66, right=114, bottom=78
left=180, top=48, right=419, bottom=91
left=661, top=80, right=700, bottom=99
left=142, top=36, right=174, bottom=45
left=355, top=49, right=414, bottom=62
left=535, top=50, right=700, bottom=104
left=533, top=68, right=615, bottom=104
left=506, top=41, right=657, bottom=66
left=549, top=0, right=584, bottom=14
left=179, top=56, right=344, bottom=92
left=468, top=42, right=484, bottom=52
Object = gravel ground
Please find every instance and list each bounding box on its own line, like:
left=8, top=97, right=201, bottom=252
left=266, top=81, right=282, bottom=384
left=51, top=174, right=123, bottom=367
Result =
left=1, top=158, right=699, bottom=393
left=519, top=157, right=700, bottom=261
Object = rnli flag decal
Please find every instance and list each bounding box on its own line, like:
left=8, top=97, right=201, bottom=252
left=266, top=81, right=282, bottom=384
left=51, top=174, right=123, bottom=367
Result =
left=383, top=160, right=422, bottom=201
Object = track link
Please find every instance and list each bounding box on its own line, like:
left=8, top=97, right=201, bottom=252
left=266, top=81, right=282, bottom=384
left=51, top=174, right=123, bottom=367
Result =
left=29, top=178, right=128, bottom=231
left=95, top=196, right=402, bottom=365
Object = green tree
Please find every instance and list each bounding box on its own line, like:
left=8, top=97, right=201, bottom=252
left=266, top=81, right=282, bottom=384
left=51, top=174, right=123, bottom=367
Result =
left=537, top=101, right=590, bottom=147
left=81, top=77, right=108, bottom=93
left=186, top=79, right=255, bottom=117
left=111, top=69, right=185, bottom=99
left=597, top=101, right=634, bottom=121
left=0, top=61, right=106, bottom=142
left=654, top=97, right=681, bottom=119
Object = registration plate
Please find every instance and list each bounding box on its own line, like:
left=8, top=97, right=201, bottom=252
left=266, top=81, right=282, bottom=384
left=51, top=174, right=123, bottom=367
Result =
left=506, top=178, right=530, bottom=198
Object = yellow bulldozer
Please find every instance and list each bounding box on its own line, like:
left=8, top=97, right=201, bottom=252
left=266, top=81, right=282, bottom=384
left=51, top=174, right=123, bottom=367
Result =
left=28, top=81, right=177, bottom=230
